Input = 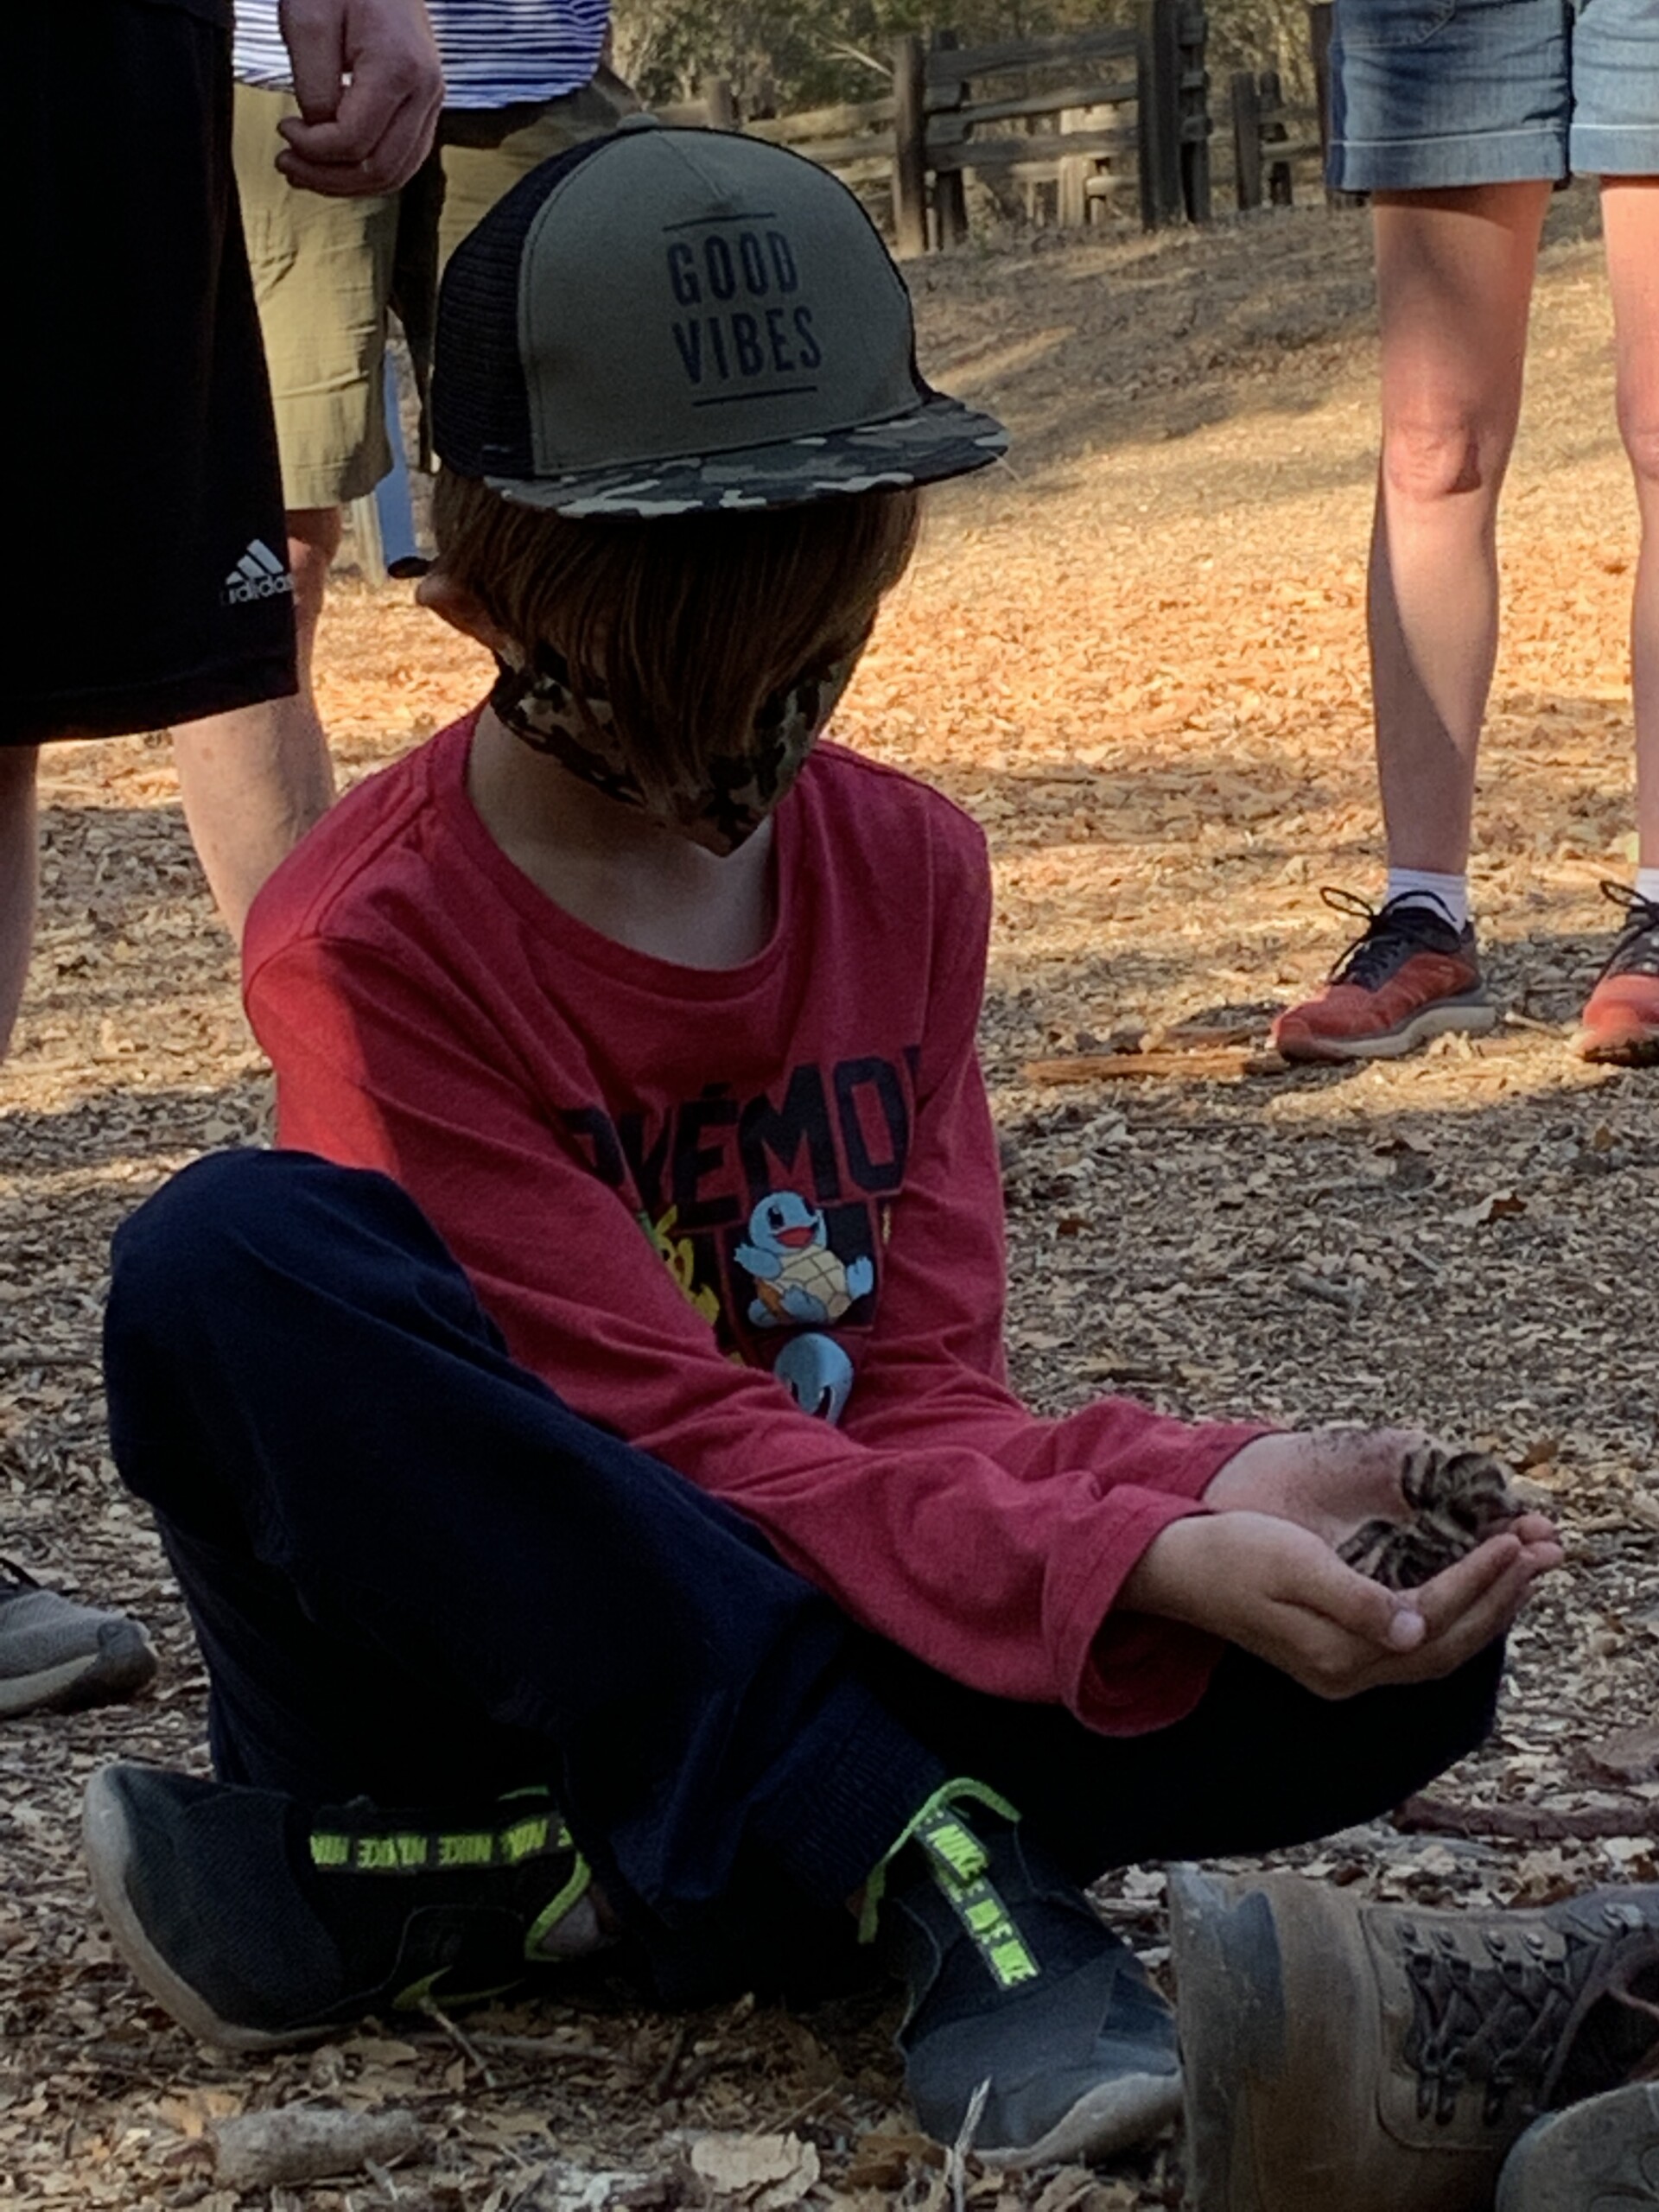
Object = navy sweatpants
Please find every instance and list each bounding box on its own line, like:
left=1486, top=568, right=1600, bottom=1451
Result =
left=104, top=1151, right=1500, bottom=1995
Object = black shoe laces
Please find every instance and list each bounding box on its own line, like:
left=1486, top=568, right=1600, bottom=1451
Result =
left=1397, top=1905, right=1659, bottom=2130
left=1319, top=887, right=1461, bottom=990
left=1593, top=879, right=1659, bottom=982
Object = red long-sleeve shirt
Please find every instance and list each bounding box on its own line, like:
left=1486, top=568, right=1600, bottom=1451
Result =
left=244, top=713, right=1259, bottom=1733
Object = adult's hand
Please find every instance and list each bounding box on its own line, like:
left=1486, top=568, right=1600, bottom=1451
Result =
left=276, top=0, right=443, bottom=197
left=1120, top=1509, right=1560, bottom=1701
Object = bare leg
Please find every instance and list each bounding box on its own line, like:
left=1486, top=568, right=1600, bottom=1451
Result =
left=0, top=746, right=40, bottom=1064
left=1602, top=177, right=1659, bottom=869
left=1369, top=184, right=1553, bottom=874
left=172, top=507, right=340, bottom=944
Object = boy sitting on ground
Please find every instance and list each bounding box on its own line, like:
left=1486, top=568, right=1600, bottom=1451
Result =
left=86, top=122, right=1567, bottom=2165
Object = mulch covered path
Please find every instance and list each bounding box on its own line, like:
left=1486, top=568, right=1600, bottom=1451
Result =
left=1, top=186, right=1653, bottom=2210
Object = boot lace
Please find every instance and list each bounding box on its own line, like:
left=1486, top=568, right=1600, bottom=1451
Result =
left=1397, top=1906, right=1659, bottom=2129
left=1318, top=887, right=1460, bottom=990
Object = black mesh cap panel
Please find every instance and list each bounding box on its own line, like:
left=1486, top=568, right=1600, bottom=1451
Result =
left=432, top=133, right=621, bottom=480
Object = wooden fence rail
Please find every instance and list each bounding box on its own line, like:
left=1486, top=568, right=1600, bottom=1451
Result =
left=662, top=0, right=1372, bottom=247
left=664, top=0, right=1207, bottom=251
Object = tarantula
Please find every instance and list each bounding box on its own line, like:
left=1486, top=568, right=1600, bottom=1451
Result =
left=1338, top=1442, right=1522, bottom=1592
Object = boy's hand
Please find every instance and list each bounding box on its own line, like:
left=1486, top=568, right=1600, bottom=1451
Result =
left=1120, top=1510, right=1560, bottom=1700
left=1205, top=1424, right=1559, bottom=1554
left=1203, top=1425, right=1432, bottom=1543
left=276, top=0, right=443, bottom=197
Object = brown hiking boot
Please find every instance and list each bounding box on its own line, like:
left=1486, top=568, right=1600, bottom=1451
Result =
left=1272, top=889, right=1495, bottom=1063
left=1167, top=1866, right=1659, bottom=2212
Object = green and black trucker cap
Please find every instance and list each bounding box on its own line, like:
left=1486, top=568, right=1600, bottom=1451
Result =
left=433, top=118, right=1008, bottom=518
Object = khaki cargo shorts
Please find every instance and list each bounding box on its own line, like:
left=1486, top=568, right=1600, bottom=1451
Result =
left=233, top=75, right=632, bottom=509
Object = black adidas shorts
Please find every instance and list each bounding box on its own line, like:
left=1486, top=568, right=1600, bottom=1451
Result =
left=8, top=0, right=297, bottom=745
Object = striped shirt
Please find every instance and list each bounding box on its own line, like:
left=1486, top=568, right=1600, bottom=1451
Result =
left=234, top=0, right=607, bottom=109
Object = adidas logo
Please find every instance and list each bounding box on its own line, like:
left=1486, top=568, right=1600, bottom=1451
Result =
left=223, top=539, right=295, bottom=605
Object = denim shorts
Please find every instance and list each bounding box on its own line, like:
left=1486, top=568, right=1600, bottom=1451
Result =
left=1329, top=0, right=1659, bottom=190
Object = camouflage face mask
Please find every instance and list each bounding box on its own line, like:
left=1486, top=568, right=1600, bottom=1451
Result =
left=489, top=642, right=855, bottom=856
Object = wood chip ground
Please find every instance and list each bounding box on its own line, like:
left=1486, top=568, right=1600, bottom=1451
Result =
left=2, top=188, right=1654, bottom=2210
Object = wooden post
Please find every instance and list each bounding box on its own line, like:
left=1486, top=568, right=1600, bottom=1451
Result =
left=1058, top=152, right=1090, bottom=231
left=1136, top=0, right=1184, bottom=229
left=1057, top=101, right=1090, bottom=231
left=930, top=29, right=969, bottom=249
left=892, top=34, right=929, bottom=257
left=1178, top=3, right=1211, bottom=225
left=1259, top=66, right=1294, bottom=205
left=1230, top=70, right=1262, bottom=210
left=1307, top=3, right=1365, bottom=207
left=701, top=73, right=737, bottom=131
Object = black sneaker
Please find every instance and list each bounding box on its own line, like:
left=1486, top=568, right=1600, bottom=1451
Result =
left=0, top=1564, right=157, bottom=1718
left=84, top=1763, right=605, bottom=2050
left=870, top=1787, right=1181, bottom=2166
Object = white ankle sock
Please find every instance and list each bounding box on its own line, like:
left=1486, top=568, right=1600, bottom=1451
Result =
left=1635, top=866, right=1659, bottom=907
left=1385, top=868, right=1468, bottom=932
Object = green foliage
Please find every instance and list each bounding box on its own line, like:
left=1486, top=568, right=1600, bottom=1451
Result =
left=1207, top=0, right=1317, bottom=99
left=609, top=0, right=1317, bottom=112
left=610, top=1, right=1128, bottom=112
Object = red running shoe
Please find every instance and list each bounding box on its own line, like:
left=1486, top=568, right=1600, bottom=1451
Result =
left=1272, top=888, right=1495, bottom=1063
left=1575, top=880, right=1659, bottom=1066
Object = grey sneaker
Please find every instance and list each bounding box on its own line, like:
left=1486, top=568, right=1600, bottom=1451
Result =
left=0, top=1565, right=157, bottom=1717
left=1497, top=2083, right=1659, bottom=2211
left=1168, top=1866, right=1659, bottom=2212
left=870, top=1788, right=1182, bottom=2166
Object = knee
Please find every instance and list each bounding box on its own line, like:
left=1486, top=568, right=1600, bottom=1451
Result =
left=1408, top=1638, right=1504, bottom=1777
left=109, top=1149, right=458, bottom=1357
left=108, top=1149, right=396, bottom=1337
left=1379, top=410, right=1494, bottom=508
left=1616, top=392, right=1659, bottom=499
left=110, top=1151, right=293, bottom=1328
left=285, top=510, right=343, bottom=634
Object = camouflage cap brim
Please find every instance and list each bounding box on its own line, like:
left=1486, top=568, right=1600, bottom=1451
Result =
left=483, top=393, right=1009, bottom=518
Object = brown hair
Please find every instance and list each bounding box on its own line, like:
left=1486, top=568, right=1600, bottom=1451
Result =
left=432, top=471, right=921, bottom=806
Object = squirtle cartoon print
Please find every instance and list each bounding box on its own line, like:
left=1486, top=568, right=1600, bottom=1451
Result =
left=735, top=1191, right=874, bottom=1327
